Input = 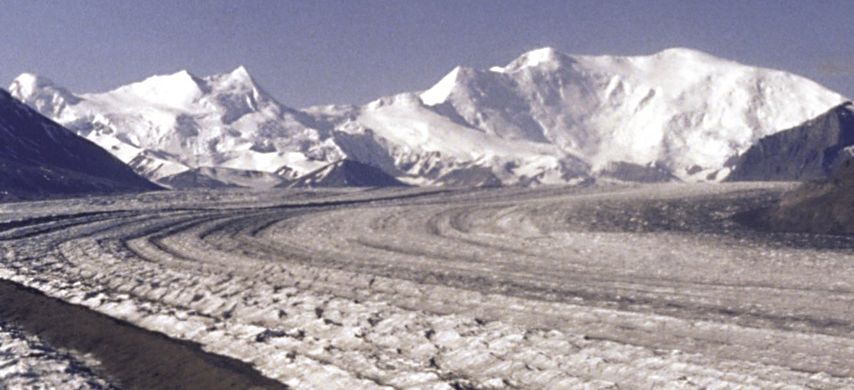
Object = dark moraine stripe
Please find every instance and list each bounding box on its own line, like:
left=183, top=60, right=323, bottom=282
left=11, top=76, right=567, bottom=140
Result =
left=0, top=279, right=288, bottom=390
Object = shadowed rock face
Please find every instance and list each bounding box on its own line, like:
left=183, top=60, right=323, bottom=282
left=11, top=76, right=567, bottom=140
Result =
left=0, top=90, right=159, bottom=201
left=287, top=159, right=407, bottom=188
left=157, top=169, right=238, bottom=189
left=728, top=102, right=854, bottom=182
left=157, top=167, right=289, bottom=189
left=598, top=161, right=678, bottom=183
left=435, top=166, right=503, bottom=188
left=744, top=158, right=854, bottom=235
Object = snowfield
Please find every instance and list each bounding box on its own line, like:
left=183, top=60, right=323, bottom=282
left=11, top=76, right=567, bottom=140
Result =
left=1, top=183, right=853, bottom=389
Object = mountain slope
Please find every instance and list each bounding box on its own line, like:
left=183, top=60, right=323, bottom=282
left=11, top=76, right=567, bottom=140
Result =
left=0, top=90, right=159, bottom=200
left=727, top=102, right=854, bottom=181
left=11, top=48, right=847, bottom=187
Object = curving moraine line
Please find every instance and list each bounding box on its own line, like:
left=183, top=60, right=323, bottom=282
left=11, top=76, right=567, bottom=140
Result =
left=1, top=183, right=854, bottom=389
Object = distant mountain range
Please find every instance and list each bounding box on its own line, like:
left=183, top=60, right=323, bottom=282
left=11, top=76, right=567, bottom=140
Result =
left=10, top=47, right=846, bottom=188
left=0, top=90, right=159, bottom=200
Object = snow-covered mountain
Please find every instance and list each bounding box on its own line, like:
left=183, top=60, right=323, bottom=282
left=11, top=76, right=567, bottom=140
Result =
left=10, top=47, right=847, bottom=187
left=0, top=90, right=159, bottom=200
left=416, top=47, right=846, bottom=181
left=9, top=68, right=341, bottom=185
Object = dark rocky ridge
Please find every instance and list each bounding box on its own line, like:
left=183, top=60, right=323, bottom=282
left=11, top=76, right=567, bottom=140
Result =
left=0, top=90, right=159, bottom=200
left=599, top=161, right=678, bottom=183
left=0, top=279, right=288, bottom=389
left=157, top=167, right=289, bottom=189
left=743, top=158, right=854, bottom=236
left=158, top=169, right=238, bottom=189
left=727, top=102, right=854, bottom=182
left=286, top=159, right=407, bottom=188
left=435, top=165, right=503, bottom=187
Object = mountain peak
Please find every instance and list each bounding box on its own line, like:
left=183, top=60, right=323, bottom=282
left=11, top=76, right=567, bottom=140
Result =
left=420, top=66, right=466, bottom=106
left=209, top=65, right=255, bottom=84
left=496, top=47, right=570, bottom=73
left=10, top=73, right=60, bottom=98
left=649, top=47, right=730, bottom=65
left=523, top=47, right=562, bottom=62
left=8, top=72, right=80, bottom=112
left=655, top=47, right=712, bottom=56
left=229, top=65, right=252, bottom=79
left=12, top=72, right=54, bottom=88
left=136, top=69, right=202, bottom=87
left=207, top=65, right=263, bottom=94
left=120, top=69, right=205, bottom=107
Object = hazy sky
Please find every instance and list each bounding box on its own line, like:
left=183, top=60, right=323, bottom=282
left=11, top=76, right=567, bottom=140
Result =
left=2, top=1, right=854, bottom=107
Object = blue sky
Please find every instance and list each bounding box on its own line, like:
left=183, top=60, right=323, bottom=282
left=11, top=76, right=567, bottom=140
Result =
left=2, top=1, right=853, bottom=107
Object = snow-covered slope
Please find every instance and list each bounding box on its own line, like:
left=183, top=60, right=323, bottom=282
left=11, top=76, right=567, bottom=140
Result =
left=10, top=47, right=847, bottom=187
left=416, top=47, right=846, bottom=181
left=337, top=93, right=585, bottom=186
